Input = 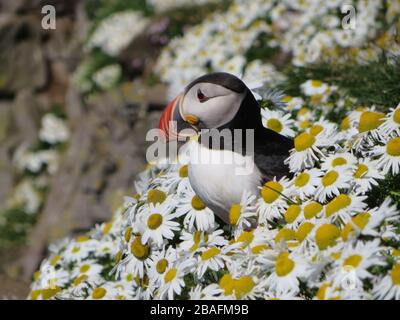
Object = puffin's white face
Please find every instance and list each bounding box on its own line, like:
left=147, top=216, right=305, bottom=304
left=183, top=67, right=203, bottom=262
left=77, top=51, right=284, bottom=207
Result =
left=180, top=82, right=246, bottom=129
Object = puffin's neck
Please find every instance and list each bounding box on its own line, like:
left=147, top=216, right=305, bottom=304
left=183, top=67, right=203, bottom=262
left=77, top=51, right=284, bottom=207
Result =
left=198, top=91, right=264, bottom=153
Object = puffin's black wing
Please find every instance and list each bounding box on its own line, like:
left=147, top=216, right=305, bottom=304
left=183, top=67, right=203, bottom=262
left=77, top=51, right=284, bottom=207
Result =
left=253, top=127, right=294, bottom=182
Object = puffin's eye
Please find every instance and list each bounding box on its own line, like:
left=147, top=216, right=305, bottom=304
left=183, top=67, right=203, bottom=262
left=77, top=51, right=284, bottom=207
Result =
left=197, top=89, right=208, bottom=103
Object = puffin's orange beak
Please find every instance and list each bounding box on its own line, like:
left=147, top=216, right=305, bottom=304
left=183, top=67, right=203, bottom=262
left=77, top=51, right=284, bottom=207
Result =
left=159, top=95, right=198, bottom=142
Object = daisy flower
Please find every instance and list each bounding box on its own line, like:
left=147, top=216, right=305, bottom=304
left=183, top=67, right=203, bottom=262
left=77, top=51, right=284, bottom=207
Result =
left=324, top=193, right=367, bottom=222
left=257, top=177, right=292, bottom=223
left=234, top=227, right=271, bottom=255
left=281, top=95, right=304, bottom=111
left=351, top=110, right=386, bottom=151
left=197, top=246, right=234, bottom=278
left=219, top=272, right=266, bottom=300
left=379, top=103, right=400, bottom=138
left=121, top=235, right=155, bottom=278
left=260, top=249, right=312, bottom=294
left=373, top=263, right=400, bottom=300
left=261, top=108, right=295, bottom=137
left=285, top=131, right=329, bottom=172
left=352, top=158, right=384, bottom=194
left=189, top=284, right=226, bottom=300
left=158, top=258, right=196, bottom=300
left=72, top=261, right=103, bottom=283
left=330, top=239, right=385, bottom=288
left=375, top=136, right=400, bottom=175
left=175, top=188, right=215, bottom=231
left=314, top=167, right=353, bottom=203
left=139, top=202, right=180, bottom=247
left=179, top=229, right=227, bottom=254
left=147, top=247, right=179, bottom=286
left=320, top=152, right=357, bottom=171
left=87, top=285, right=120, bottom=300
left=300, top=80, right=330, bottom=97
left=290, top=168, right=322, bottom=200
left=228, top=190, right=257, bottom=231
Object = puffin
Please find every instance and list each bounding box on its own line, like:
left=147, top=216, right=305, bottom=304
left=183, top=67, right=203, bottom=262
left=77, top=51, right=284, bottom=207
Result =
left=159, top=72, right=293, bottom=224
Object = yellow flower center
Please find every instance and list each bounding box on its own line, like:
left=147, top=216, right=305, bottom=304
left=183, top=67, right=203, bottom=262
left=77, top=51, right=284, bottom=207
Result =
left=191, top=195, right=206, bottom=210
left=115, top=250, right=122, bottom=263
left=220, top=274, right=235, bottom=296
left=147, top=189, right=167, bottom=204
left=267, top=118, right=283, bottom=133
left=354, top=164, right=369, bottom=178
left=343, top=254, right=362, bottom=268
left=73, top=274, right=88, bottom=286
left=275, top=252, right=295, bottom=277
left=72, top=246, right=80, bottom=253
left=294, top=132, right=315, bottom=151
left=235, top=276, right=255, bottom=299
left=282, top=95, right=292, bottom=103
left=156, top=259, right=169, bottom=274
left=332, top=157, right=347, bottom=167
left=80, top=264, right=90, bottom=273
left=316, top=282, right=331, bottom=300
left=304, top=202, right=323, bottom=219
left=326, top=194, right=352, bottom=217
left=294, top=172, right=310, bottom=187
left=311, top=80, right=323, bottom=87
left=251, top=244, right=269, bottom=254
left=391, top=264, right=400, bottom=285
left=102, top=222, right=112, bottom=235
left=179, top=165, right=188, bottom=178
left=296, top=222, right=314, bottom=242
left=92, top=287, right=107, bottom=300
left=316, top=224, right=340, bottom=250
left=322, top=170, right=339, bottom=187
left=261, top=181, right=283, bottom=203
left=147, top=213, right=163, bottom=230
left=358, top=111, right=385, bottom=133
left=275, top=228, right=296, bottom=243
left=124, top=227, right=132, bottom=242
left=342, top=212, right=371, bottom=240
left=229, top=204, right=241, bottom=225
left=41, top=287, right=61, bottom=300
left=237, top=231, right=254, bottom=248
left=298, top=107, right=310, bottom=116
left=131, top=236, right=150, bottom=260
left=341, top=116, right=350, bottom=130
left=77, top=236, right=90, bottom=242
left=50, top=255, right=60, bottom=266
left=387, top=137, right=400, bottom=156
left=219, top=274, right=255, bottom=299
left=310, top=125, right=324, bottom=136
left=284, top=205, right=301, bottom=223
left=201, top=247, right=221, bottom=261
left=393, top=108, right=400, bottom=124
left=300, top=120, right=311, bottom=129
left=164, top=268, right=177, bottom=283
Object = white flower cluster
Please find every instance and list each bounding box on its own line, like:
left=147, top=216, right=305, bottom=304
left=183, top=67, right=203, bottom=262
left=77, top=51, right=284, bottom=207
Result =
left=92, top=64, right=122, bottom=91
left=155, top=0, right=400, bottom=98
left=39, top=113, right=70, bottom=145
left=29, top=83, right=400, bottom=299
left=148, top=0, right=221, bottom=13
left=87, top=11, right=149, bottom=57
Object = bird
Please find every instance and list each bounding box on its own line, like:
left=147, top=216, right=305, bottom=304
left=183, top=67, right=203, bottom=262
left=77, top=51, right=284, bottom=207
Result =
left=159, top=72, right=294, bottom=224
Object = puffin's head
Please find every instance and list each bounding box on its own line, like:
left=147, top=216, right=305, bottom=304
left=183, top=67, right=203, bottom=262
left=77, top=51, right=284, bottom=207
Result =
left=159, top=72, right=258, bottom=141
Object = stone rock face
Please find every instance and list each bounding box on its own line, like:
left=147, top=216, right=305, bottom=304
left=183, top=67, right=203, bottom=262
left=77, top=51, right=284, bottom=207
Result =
left=0, top=0, right=169, bottom=293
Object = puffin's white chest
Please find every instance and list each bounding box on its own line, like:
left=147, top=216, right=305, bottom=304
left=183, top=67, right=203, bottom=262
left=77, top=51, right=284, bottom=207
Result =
left=188, top=142, right=262, bottom=222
